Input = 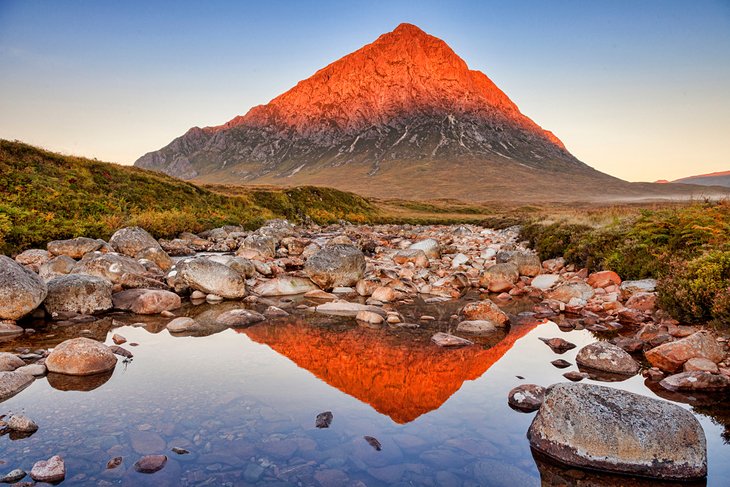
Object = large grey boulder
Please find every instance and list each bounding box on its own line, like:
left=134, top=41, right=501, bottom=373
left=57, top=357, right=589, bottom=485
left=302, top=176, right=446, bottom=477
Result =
left=174, top=258, right=247, bottom=299
left=109, top=226, right=161, bottom=257
left=304, top=245, right=366, bottom=290
left=528, top=383, right=707, bottom=480
left=43, top=274, right=113, bottom=316
left=575, top=341, right=640, bottom=375
left=0, top=255, right=47, bottom=320
left=72, top=253, right=146, bottom=285
left=47, top=237, right=105, bottom=259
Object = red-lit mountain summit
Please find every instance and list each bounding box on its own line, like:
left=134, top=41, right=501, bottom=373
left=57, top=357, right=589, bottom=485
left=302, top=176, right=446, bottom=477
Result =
left=136, top=23, right=620, bottom=200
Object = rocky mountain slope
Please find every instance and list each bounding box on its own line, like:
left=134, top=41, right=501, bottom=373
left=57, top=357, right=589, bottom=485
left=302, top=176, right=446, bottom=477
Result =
left=135, top=23, right=726, bottom=201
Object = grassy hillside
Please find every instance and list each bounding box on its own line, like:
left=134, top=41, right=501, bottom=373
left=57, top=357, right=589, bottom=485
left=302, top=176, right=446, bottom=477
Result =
left=0, top=140, right=378, bottom=254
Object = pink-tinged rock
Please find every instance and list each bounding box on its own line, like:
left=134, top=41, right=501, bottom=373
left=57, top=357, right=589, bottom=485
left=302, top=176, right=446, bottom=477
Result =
left=625, top=292, right=657, bottom=312
left=587, top=270, right=621, bottom=288
left=546, top=281, right=594, bottom=303
left=645, top=332, right=724, bottom=373
left=15, top=248, right=51, bottom=271
left=371, top=286, right=396, bottom=302
left=30, top=455, right=65, bottom=483
left=617, top=308, right=649, bottom=324
left=479, top=263, right=519, bottom=291
left=460, top=299, right=509, bottom=326
left=683, top=357, right=720, bottom=373
left=48, top=237, right=105, bottom=258
left=539, top=337, right=576, bottom=353
left=393, top=249, right=429, bottom=267
left=112, top=288, right=181, bottom=315
left=660, top=371, right=730, bottom=391
left=46, top=337, right=117, bottom=376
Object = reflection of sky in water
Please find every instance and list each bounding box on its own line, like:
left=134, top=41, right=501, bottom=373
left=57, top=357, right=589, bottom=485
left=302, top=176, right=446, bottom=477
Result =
left=0, top=319, right=727, bottom=486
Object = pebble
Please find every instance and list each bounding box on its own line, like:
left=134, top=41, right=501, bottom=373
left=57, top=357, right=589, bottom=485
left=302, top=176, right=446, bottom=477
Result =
left=134, top=454, right=168, bottom=473
left=30, top=455, right=65, bottom=483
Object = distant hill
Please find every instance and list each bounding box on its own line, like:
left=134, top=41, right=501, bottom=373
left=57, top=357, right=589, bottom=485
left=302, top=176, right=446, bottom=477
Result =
left=673, top=171, right=730, bottom=188
left=0, top=140, right=376, bottom=254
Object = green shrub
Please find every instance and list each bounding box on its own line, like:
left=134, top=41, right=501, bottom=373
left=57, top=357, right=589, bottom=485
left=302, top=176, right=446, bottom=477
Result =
left=658, top=251, right=730, bottom=325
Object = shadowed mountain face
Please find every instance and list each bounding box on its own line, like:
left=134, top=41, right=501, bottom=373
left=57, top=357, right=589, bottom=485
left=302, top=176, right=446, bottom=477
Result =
left=135, top=23, right=633, bottom=200
left=239, top=319, right=541, bottom=424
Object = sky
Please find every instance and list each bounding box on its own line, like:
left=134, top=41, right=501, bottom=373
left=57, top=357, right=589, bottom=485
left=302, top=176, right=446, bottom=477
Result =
left=1, top=0, right=729, bottom=182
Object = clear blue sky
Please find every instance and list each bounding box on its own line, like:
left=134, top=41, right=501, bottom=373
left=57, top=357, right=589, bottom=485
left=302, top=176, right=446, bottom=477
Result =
left=1, top=0, right=729, bottom=181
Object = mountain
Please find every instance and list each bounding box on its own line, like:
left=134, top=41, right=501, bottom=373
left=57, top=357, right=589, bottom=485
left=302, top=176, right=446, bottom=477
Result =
left=135, top=23, right=724, bottom=201
left=672, top=171, right=730, bottom=188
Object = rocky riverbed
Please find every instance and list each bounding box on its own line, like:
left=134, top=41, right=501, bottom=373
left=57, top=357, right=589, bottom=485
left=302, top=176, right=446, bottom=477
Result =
left=1, top=221, right=729, bottom=485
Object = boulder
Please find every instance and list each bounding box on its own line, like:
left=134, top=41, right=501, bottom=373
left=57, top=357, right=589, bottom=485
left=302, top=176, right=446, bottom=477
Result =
left=239, top=234, right=277, bottom=259
left=135, top=246, right=173, bottom=272
left=660, top=371, right=729, bottom=391
left=314, top=302, right=386, bottom=317
left=478, top=263, right=519, bottom=292
left=645, top=332, right=724, bottom=373
left=508, top=384, right=545, bottom=412
left=43, top=274, right=113, bottom=316
left=175, top=258, right=247, bottom=299
left=253, top=277, right=319, bottom=296
left=431, top=332, right=473, bottom=348
left=546, top=281, right=595, bottom=303
left=0, top=255, right=48, bottom=320
left=208, top=255, right=256, bottom=278
left=619, top=279, right=657, bottom=299
left=112, top=288, right=181, bottom=314
left=460, top=300, right=509, bottom=326
left=0, top=353, right=25, bottom=372
left=109, top=226, right=162, bottom=257
left=30, top=455, right=65, bottom=483
left=528, top=383, right=707, bottom=480
left=15, top=249, right=51, bottom=271
left=304, top=245, right=366, bottom=290
left=530, top=274, right=560, bottom=291
left=46, top=338, right=117, bottom=376
left=371, top=286, right=396, bottom=302
left=587, top=270, right=621, bottom=288
left=356, top=310, right=384, bottom=325
left=215, top=309, right=266, bottom=327
left=7, top=414, right=38, bottom=433
left=625, top=292, right=657, bottom=312
left=456, top=320, right=498, bottom=334
left=0, top=322, right=24, bottom=340
left=48, top=236, right=105, bottom=258
left=684, top=357, right=719, bottom=373
left=0, top=371, right=34, bottom=401
left=408, top=238, right=440, bottom=259
left=166, top=317, right=199, bottom=333
left=393, top=249, right=430, bottom=267
left=575, top=342, right=640, bottom=375
left=507, top=251, right=542, bottom=277
left=38, top=255, right=76, bottom=281
left=134, top=454, right=167, bottom=474
left=72, top=253, right=146, bottom=285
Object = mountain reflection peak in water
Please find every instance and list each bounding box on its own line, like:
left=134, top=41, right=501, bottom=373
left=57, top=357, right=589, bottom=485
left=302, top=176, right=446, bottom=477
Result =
left=239, top=318, right=541, bottom=423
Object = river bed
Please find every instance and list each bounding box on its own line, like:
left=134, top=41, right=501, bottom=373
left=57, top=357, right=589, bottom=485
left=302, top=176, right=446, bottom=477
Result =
left=1, top=295, right=728, bottom=486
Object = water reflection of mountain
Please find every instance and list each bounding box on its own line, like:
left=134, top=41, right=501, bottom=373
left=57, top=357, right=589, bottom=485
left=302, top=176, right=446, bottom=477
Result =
left=240, top=319, right=541, bottom=423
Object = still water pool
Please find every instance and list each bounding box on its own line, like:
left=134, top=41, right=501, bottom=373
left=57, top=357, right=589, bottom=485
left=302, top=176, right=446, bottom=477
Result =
left=1, top=298, right=728, bottom=486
